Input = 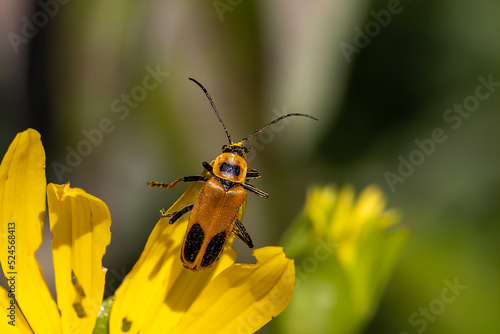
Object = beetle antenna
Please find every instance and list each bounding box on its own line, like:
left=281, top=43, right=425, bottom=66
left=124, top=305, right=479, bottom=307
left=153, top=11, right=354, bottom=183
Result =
left=241, top=113, right=318, bottom=145
left=189, top=78, right=233, bottom=144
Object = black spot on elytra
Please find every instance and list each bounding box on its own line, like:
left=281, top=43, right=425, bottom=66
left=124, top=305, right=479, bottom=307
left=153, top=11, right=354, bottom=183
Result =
left=201, top=232, right=227, bottom=267
left=184, top=223, right=204, bottom=263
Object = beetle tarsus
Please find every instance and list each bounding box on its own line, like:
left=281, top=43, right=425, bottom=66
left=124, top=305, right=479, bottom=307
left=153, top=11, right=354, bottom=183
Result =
left=148, top=176, right=208, bottom=190
left=148, top=181, right=175, bottom=188
left=159, top=208, right=170, bottom=218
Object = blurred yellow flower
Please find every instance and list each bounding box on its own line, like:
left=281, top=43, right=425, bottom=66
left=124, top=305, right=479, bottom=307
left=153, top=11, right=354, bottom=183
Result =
left=275, top=184, right=408, bottom=334
left=306, top=185, right=402, bottom=269
left=0, top=129, right=111, bottom=334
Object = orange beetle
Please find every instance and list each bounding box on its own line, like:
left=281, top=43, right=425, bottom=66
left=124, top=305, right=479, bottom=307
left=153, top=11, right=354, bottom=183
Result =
left=148, top=78, right=317, bottom=270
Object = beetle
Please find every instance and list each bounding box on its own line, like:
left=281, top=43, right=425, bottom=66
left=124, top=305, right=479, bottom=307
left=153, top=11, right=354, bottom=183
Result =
left=148, top=78, right=317, bottom=271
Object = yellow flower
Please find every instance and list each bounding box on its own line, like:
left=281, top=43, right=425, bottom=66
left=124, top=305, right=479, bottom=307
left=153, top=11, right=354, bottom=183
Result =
left=305, top=185, right=402, bottom=270
left=275, top=185, right=408, bottom=334
left=0, top=128, right=295, bottom=334
left=0, top=129, right=111, bottom=334
left=109, top=169, right=295, bottom=334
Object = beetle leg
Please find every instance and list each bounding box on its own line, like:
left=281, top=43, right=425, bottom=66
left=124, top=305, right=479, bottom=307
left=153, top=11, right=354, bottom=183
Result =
left=148, top=176, right=208, bottom=189
left=245, top=167, right=261, bottom=180
left=202, top=161, right=214, bottom=174
left=160, top=204, right=194, bottom=224
left=241, top=182, right=269, bottom=199
left=233, top=219, right=254, bottom=248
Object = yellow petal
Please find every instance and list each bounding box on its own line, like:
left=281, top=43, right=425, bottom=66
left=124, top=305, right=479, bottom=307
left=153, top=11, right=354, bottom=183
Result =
left=170, top=246, right=295, bottom=334
left=47, top=183, right=111, bottom=334
left=110, top=171, right=237, bottom=334
left=352, top=185, right=386, bottom=223
left=0, top=129, right=61, bottom=333
left=306, top=186, right=337, bottom=236
left=0, top=286, right=31, bottom=333
left=330, top=184, right=355, bottom=241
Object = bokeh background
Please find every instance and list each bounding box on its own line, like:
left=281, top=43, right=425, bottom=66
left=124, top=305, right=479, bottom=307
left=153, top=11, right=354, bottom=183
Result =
left=1, top=0, right=498, bottom=333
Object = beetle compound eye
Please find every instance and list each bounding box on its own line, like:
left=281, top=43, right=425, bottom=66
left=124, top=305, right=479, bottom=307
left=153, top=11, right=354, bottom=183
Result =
left=184, top=223, right=204, bottom=263
left=220, top=162, right=240, bottom=176
left=201, top=232, right=227, bottom=267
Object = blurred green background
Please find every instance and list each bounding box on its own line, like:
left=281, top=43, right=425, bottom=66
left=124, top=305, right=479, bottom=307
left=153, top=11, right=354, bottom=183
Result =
left=1, top=0, right=498, bottom=333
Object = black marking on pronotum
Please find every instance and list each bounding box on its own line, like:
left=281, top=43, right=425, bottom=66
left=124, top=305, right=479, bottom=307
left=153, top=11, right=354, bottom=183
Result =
left=220, top=162, right=240, bottom=176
